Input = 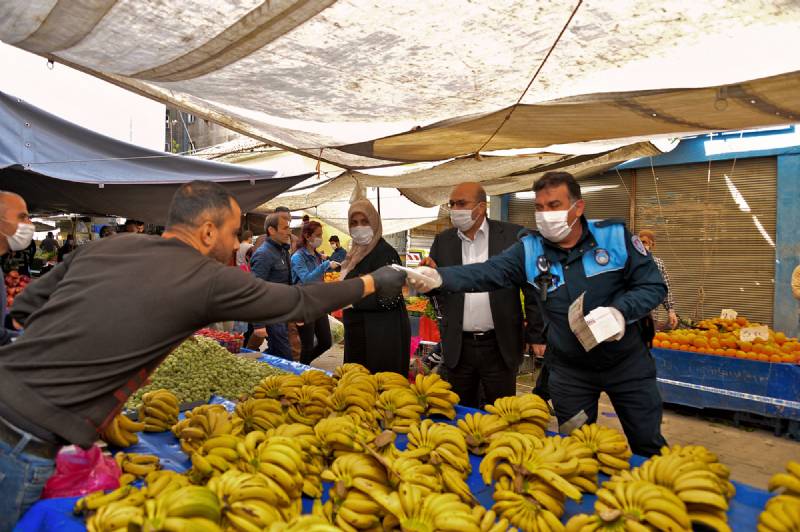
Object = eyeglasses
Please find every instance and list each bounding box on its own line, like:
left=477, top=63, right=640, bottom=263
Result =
left=447, top=199, right=484, bottom=209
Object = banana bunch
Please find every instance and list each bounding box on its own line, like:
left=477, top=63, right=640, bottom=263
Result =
left=370, top=429, right=402, bottom=461
left=561, top=436, right=601, bottom=494
left=481, top=433, right=583, bottom=508
left=375, top=371, right=411, bottom=392
left=232, top=397, right=284, bottom=434
left=190, top=434, right=242, bottom=480
left=568, top=479, right=692, bottom=532
left=336, top=370, right=379, bottom=395
left=333, top=362, right=370, bottom=380
left=332, top=489, right=386, bottom=531
left=329, top=386, right=379, bottom=426
left=251, top=374, right=304, bottom=401
left=364, top=482, right=482, bottom=532
left=301, top=369, right=336, bottom=389
left=208, top=469, right=298, bottom=530
left=410, top=373, right=460, bottom=419
left=768, top=461, right=800, bottom=498
left=759, top=495, right=800, bottom=532
left=101, top=413, right=145, bottom=448
left=472, top=505, right=518, bottom=532
left=406, top=419, right=471, bottom=474
left=134, top=485, right=222, bottom=531
left=85, top=500, right=144, bottom=532
left=376, top=387, right=425, bottom=433
left=314, top=415, right=375, bottom=458
left=660, top=444, right=734, bottom=497
left=457, top=412, right=509, bottom=455
left=235, top=435, right=307, bottom=510
left=386, top=453, right=443, bottom=496
left=143, top=470, right=191, bottom=499
left=74, top=484, right=143, bottom=514
left=321, top=454, right=390, bottom=530
left=138, top=389, right=180, bottom=432
left=322, top=453, right=389, bottom=491
left=284, top=385, right=333, bottom=425
left=607, top=451, right=731, bottom=531
left=484, top=394, right=550, bottom=438
left=266, top=423, right=326, bottom=498
left=569, top=423, right=632, bottom=476
left=115, top=452, right=161, bottom=478
left=172, top=404, right=233, bottom=455
left=492, top=479, right=565, bottom=532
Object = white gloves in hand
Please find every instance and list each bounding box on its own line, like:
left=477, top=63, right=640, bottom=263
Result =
left=407, top=266, right=443, bottom=293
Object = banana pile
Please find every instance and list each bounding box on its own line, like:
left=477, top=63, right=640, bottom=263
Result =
left=209, top=469, right=299, bottom=529
left=231, top=397, right=284, bottom=434
left=660, top=444, right=735, bottom=497
left=266, top=423, right=327, bottom=498
left=138, top=389, right=180, bottom=432
left=457, top=412, right=509, bottom=455
left=760, top=460, right=800, bottom=532
left=284, top=384, right=333, bottom=425
left=321, top=453, right=390, bottom=530
left=251, top=374, right=304, bottom=402
left=569, top=423, right=633, bottom=476
left=375, top=371, right=411, bottom=392
left=301, top=368, right=336, bottom=388
left=410, top=373, right=460, bottom=419
left=100, top=413, right=145, bottom=448
left=314, top=415, right=376, bottom=459
left=332, top=362, right=370, bottom=380
left=172, top=404, right=233, bottom=455
left=376, top=387, right=425, bottom=433
left=406, top=419, right=474, bottom=503
left=114, top=452, right=161, bottom=479
left=484, top=394, right=550, bottom=439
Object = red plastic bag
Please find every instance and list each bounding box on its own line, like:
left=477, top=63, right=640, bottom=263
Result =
left=41, top=445, right=121, bottom=499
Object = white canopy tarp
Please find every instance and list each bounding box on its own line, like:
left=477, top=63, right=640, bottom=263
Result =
left=1, top=1, right=798, bottom=169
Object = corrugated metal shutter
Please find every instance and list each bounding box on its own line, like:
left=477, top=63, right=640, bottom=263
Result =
left=507, top=170, right=634, bottom=228
left=408, top=218, right=451, bottom=251
left=633, top=157, right=776, bottom=326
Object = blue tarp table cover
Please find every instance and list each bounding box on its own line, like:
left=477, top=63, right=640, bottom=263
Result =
left=16, top=357, right=773, bottom=531
left=653, top=347, right=800, bottom=421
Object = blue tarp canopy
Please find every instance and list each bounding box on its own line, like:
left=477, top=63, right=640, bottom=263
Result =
left=0, top=91, right=308, bottom=224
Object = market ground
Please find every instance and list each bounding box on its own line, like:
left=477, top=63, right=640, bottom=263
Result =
left=311, top=345, right=800, bottom=490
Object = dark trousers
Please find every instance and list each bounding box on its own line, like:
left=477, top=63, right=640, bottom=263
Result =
left=447, top=335, right=516, bottom=409
left=548, top=351, right=667, bottom=457
left=266, top=323, right=291, bottom=360
left=298, top=316, right=332, bottom=366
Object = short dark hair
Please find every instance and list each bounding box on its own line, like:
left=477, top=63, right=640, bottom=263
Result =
left=533, top=171, right=582, bottom=201
left=239, top=230, right=253, bottom=243
left=166, top=180, right=235, bottom=229
left=264, top=213, right=283, bottom=235
left=274, top=206, right=290, bottom=214
left=302, top=214, right=310, bottom=222
left=329, top=235, right=340, bottom=243
left=99, top=225, right=114, bottom=238
left=125, top=219, right=137, bottom=227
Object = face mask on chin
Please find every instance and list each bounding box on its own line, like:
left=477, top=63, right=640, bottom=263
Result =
left=2, top=221, right=35, bottom=251
left=535, top=203, right=578, bottom=243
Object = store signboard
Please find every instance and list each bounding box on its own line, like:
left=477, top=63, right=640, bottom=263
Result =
left=720, top=309, right=738, bottom=320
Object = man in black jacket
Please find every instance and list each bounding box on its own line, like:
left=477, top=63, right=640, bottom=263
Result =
left=422, top=183, right=544, bottom=408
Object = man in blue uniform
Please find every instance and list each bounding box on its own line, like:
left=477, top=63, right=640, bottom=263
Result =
left=409, top=172, right=668, bottom=456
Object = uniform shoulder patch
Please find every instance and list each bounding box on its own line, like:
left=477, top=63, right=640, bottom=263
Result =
left=631, top=235, right=648, bottom=256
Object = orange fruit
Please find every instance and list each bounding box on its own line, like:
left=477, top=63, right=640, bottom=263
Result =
left=769, top=355, right=782, bottom=363
left=670, top=343, right=681, bottom=350
left=745, top=352, right=758, bottom=360
left=715, top=348, right=726, bottom=355
left=655, top=332, right=669, bottom=341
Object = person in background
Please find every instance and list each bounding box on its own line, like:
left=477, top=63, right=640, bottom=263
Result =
left=236, top=230, right=254, bottom=268
left=135, top=221, right=145, bottom=234
left=57, top=234, right=75, bottom=263
left=40, top=232, right=58, bottom=254
left=99, top=226, right=116, bottom=238
left=339, top=200, right=410, bottom=374
left=0, top=191, right=34, bottom=346
left=273, top=206, right=301, bottom=254
left=422, top=182, right=543, bottom=408
left=291, top=221, right=339, bottom=365
left=638, top=229, right=678, bottom=330
left=249, top=214, right=293, bottom=358
left=122, top=219, right=138, bottom=233
left=329, top=235, right=347, bottom=264
left=302, top=214, right=310, bottom=227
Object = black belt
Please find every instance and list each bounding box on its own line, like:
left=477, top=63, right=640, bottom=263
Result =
left=0, top=417, right=60, bottom=459
left=462, top=329, right=496, bottom=341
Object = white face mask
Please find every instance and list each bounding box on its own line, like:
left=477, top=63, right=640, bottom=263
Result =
left=3, top=222, right=35, bottom=251
left=309, top=237, right=322, bottom=249
left=450, top=209, right=476, bottom=232
left=535, top=203, right=578, bottom=242
left=350, top=226, right=374, bottom=246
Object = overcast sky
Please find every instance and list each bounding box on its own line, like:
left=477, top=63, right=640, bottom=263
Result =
left=0, top=42, right=164, bottom=151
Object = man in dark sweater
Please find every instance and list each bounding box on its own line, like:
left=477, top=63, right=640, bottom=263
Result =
left=0, top=181, right=405, bottom=524
left=249, top=213, right=293, bottom=358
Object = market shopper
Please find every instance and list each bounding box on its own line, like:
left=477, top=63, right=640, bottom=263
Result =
left=40, top=232, right=58, bottom=254
left=339, top=199, right=411, bottom=374
left=249, top=214, right=293, bottom=358
left=236, top=230, right=254, bottom=267
left=421, top=183, right=544, bottom=408
left=638, top=229, right=678, bottom=330
left=0, top=191, right=34, bottom=346
left=291, top=221, right=339, bottom=365
left=408, top=172, right=668, bottom=457
left=56, top=234, right=75, bottom=262
left=329, top=235, right=347, bottom=264
left=0, top=181, right=405, bottom=525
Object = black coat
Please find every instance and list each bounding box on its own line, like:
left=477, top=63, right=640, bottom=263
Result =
left=343, top=238, right=411, bottom=374
left=429, top=219, right=544, bottom=370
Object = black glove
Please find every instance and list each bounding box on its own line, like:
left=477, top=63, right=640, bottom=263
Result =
left=371, top=265, right=406, bottom=298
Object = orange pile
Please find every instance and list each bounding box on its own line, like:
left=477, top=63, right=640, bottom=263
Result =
left=653, top=316, right=800, bottom=364
left=323, top=271, right=340, bottom=282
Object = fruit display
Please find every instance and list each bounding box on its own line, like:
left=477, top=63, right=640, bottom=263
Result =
left=196, top=328, right=245, bottom=354
left=569, top=424, right=633, bottom=476
left=137, top=389, right=180, bottom=432
left=484, top=393, right=551, bottom=439
left=113, top=452, right=162, bottom=479
left=759, top=460, right=800, bottom=531
left=124, top=335, right=285, bottom=411
left=4, top=270, right=30, bottom=308
left=323, top=271, right=340, bottom=282
left=653, top=315, right=800, bottom=363
left=100, top=413, right=145, bottom=448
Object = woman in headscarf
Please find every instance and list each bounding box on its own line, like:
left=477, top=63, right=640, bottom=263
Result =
left=340, top=200, right=410, bottom=374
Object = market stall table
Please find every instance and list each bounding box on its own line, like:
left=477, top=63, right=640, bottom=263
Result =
left=16, top=355, right=773, bottom=531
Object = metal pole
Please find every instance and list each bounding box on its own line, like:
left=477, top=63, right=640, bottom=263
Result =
left=377, top=187, right=381, bottom=215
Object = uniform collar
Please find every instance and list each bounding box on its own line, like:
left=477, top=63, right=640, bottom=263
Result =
left=457, top=217, right=488, bottom=242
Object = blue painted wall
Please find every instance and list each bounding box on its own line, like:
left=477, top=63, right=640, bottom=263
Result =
left=774, top=154, right=800, bottom=338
